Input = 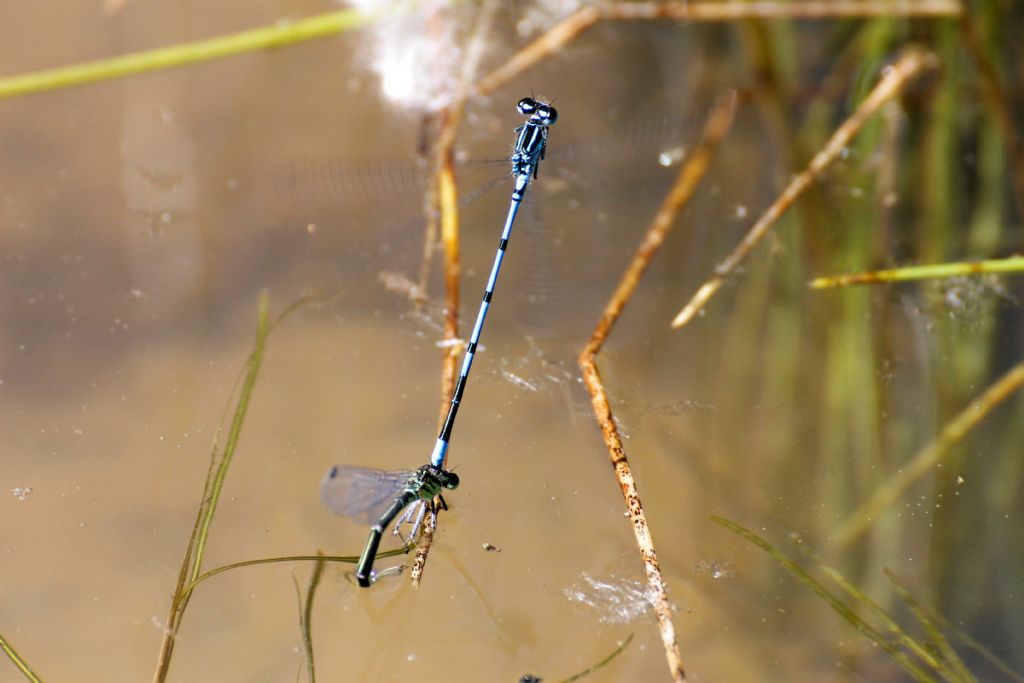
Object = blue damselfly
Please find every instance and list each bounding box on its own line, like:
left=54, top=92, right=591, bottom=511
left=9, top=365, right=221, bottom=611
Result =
left=322, top=97, right=557, bottom=587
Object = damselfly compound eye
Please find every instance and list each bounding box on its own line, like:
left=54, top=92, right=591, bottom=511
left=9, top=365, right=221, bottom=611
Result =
left=517, top=97, right=539, bottom=115
left=536, top=104, right=558, bottom=125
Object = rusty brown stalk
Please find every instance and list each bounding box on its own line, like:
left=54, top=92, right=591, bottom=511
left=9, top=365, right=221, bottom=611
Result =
left=671, top=47, right=939, bottom=329
left=577, top=92, right=737, bottom=683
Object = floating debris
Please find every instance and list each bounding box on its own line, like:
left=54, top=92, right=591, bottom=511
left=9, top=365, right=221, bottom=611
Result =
left=694, top=559, right=736, bottom=580
left=564, top=572, right=654, bottom=625
left=11, top=487, right=33, bottom=501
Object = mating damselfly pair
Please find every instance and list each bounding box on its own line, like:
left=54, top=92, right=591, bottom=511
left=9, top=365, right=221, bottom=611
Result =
left=321, top=97, right=558, bottom=587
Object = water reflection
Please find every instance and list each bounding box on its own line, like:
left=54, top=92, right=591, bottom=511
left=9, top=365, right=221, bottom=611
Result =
left=0, top=2, right=1021, bottom=682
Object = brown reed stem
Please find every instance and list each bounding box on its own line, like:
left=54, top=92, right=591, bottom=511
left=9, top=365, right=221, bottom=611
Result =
left=474, top=2, right=959, bottom=97
left=578, top=92, right=737, bottom=683
left=672, top=47, right=939, bottom=329
left=830, top=360, right=1024, bottom=550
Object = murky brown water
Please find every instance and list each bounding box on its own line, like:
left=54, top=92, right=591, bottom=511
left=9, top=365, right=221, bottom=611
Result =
left=3, top=2, right=1022, bottom=682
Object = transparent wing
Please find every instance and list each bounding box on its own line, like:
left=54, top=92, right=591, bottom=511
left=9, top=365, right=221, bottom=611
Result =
left=320, top=465, right=417, bottom=524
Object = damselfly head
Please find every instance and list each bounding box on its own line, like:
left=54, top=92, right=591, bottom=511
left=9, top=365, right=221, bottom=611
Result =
left=440, top=470, right=460, bottom=489
left=422, top=464, right=460, bottom=490
left=518, top=97, right=558, bottom=126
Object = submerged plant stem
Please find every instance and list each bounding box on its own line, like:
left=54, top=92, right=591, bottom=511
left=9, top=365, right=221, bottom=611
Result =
left=712, top=517, right=944, bottom=682
left=152, top=293, right=270, bottom=683
left=831, top=361, right=1024, bottom=549
left=884, top=569, right=975, bottom=683
left=558, top=633, right=635, bottom=683
left=818, top=565, right=945, bottom=674
left=297, top=554, right=327, bottom=683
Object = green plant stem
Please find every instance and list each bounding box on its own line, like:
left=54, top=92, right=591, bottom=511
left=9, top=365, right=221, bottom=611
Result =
left=0, top=633, right=43, bottom=683
left=153, top=293, right=271, bottom=683
left=192, top=295, right=270, bottom=578
left=712, top=516, right=941, bottom=682
left=558, top=633, right=635, bottom=683
left=810, top=256, right=1024, bottom=288
left=884, top=569, right=975, bottom=683
left=174, top=544, right=415, bottom=608
left=296, top=555, right=327, bottom=683
left=0, top=8, right=376, bottom=100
